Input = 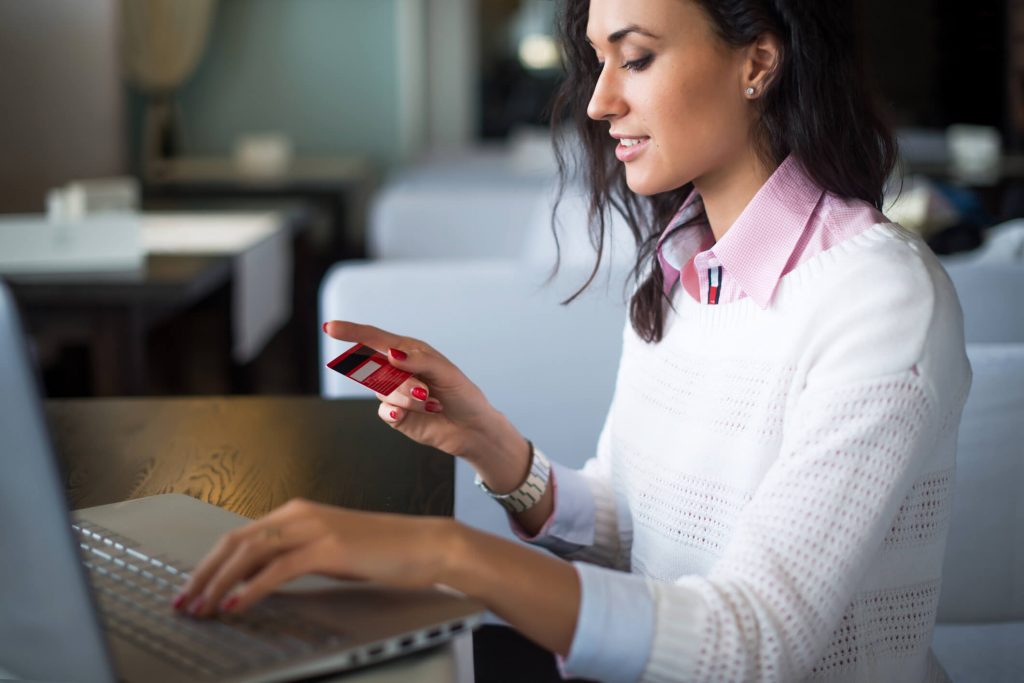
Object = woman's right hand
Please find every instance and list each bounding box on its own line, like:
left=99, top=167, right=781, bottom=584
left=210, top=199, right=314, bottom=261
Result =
left=323, top=321, right=531, bottom=488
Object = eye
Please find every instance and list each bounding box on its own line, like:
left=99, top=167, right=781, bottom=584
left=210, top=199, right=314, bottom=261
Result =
left=622, top=54, right=654, bottom=72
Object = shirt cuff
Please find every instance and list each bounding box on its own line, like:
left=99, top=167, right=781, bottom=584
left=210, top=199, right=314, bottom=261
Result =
left=508, top=463, right=595, bottom=554
left=559, top=562, right=655, bottom=683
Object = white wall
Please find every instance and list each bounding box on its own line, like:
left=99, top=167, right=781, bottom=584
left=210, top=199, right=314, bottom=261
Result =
left=424, top=0, right=479, bottom=149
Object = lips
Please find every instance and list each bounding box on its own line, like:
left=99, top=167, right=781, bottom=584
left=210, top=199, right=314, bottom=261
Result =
left=614, top=136, right=650, bottom=162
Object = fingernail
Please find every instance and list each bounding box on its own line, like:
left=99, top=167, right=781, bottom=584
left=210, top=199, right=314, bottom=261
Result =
left=220, top=595, right=240, bottom=614
left=389, top=348, right=407, bottom=361
left=389, top=409, right=397, bottom=419
left=322, top=322, right=329, bottom=333
left=189, top=597, right=206, bottom=616
left=411, top=387, right=428, bottom=401
left=172, top=593, right=188, bottom=610
left=426, top=400, right=442, bottom=413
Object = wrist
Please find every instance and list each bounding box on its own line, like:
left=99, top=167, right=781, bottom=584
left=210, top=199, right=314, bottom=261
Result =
left=438, top=521, right=484, bottom=597
left=462, top=410, right=530, bottom=481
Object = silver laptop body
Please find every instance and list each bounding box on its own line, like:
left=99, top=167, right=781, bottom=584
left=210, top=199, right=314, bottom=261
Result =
left=0, top=281, right=484, bottom=683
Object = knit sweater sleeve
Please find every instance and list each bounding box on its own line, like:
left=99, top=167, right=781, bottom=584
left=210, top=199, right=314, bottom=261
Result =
left=562, top=415, right=633, bottom=570
left=637, top=246, right=970, bottom=682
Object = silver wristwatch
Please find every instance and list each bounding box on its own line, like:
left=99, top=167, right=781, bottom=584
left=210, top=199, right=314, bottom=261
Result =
left=474, top=440, right=551, bottom=514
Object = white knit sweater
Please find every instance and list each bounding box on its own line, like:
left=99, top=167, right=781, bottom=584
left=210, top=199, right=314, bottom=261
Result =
left=564, top=223, right=971, bottom=682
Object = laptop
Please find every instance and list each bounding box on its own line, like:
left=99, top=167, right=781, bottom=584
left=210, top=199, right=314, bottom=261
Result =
left=0, top=281, right=484, bottom=682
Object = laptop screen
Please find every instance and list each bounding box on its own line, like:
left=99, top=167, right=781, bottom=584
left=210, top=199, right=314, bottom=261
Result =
left=0, top=281, right=115, bottom=682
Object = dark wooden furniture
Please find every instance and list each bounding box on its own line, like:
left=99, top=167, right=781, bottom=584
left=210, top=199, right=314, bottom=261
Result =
left=7, top=206, right=319, bottom=397
left=9, top=254, right=233, bottom=396
left=45, top=396, right=453, bottom=520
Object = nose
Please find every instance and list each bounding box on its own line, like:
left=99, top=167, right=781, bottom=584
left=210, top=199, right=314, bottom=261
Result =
left=586, top=65, right=627, bottom=122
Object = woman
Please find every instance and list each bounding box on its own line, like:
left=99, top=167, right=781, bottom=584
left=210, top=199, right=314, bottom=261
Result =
left=174, top=1, right=971, bottom=681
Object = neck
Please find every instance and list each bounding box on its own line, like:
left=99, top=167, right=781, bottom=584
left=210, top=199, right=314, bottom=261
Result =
left=694, top=149, right=777, bottom=242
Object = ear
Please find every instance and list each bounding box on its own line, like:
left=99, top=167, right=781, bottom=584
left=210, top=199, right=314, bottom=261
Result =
left=741, top=32, right=782, bottom=97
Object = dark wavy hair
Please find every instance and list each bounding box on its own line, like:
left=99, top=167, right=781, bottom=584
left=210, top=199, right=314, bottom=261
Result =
left=550, top=0, right=898, bottom=343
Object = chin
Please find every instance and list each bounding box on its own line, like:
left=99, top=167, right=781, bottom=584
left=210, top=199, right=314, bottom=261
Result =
left=624, top=170, right=673, bottom=197
left=625, top=160, right=695, bottom=197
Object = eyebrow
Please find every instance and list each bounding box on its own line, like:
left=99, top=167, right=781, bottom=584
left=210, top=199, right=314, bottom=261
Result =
left=586, top=24, right=661, bottom=46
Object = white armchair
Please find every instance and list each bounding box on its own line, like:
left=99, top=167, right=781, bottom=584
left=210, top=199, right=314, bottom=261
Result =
left=366, top=146, right=553, bottom=262
left=942, top=262, right=1024, bottom=343
left=931, top=343, right=1024, bottom=682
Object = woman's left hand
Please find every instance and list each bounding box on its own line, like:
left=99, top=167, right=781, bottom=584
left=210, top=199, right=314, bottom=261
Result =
left=171, top=498, right=455, bottom=618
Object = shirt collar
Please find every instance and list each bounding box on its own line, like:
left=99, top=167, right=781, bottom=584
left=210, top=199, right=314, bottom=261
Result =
left=657, top=154, right=825, bottom=308
left=656, top=188, right=708, bottom=296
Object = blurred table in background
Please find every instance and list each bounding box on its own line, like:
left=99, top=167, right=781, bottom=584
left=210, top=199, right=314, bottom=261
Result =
left=145, top=156, right=378, bottom=261
left=8, top=208, right=314, bottom=397
left=10, top=253, right=232, bottom=396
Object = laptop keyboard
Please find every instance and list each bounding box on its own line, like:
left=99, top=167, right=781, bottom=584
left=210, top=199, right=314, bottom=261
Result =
left=73, top=520, right=346, bottom=679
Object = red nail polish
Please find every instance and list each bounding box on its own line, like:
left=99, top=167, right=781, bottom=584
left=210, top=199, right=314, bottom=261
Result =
left=389, top=409, right=397, bottom=419
left=220, top=595, right=240, bottom=613
left=389, top=348, right=407, bottom=361
left=411, top=387, right=427, bottom=401
left=189, top=597, right=206, bottom=616
left=322, top=322, right=329, bottom=333
left=426, top=401, right=442, bottom=413
left=172, top=593, right=188, bottom=610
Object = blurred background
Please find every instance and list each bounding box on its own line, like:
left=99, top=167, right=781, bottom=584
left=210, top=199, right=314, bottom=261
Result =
left=0, top=0, right=1017, bottom=401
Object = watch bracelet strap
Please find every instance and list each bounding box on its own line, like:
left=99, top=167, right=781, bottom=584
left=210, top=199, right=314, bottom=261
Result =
left=474, top=441, right=551, bottom=514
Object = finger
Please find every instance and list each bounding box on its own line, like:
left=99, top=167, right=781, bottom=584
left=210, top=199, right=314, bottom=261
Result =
left=223, top=544, right=332, bottom=615
left=194, top=520, right=320, bottom=618
left=323, top=321, right=411, bottom=355
left=377, top=388, right=444, bottom=415
left=175, top=529, right=249, bottom=613
left=175, top=499, right=316, bottom=609
left=379, top=401, right=403, bottom=426
left=380, top=376, right=433, bottom=406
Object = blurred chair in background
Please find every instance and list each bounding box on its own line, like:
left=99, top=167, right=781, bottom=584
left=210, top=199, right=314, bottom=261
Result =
left=931, top=343, right=1024, bottom=683
left=941, top=261, right=1024, bottom=344
left=367, top=136, right=636, bottom=268
left=367, top=137, right=556, bottom=261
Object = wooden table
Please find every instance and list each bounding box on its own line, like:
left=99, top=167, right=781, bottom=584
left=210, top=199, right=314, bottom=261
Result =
left=46, top=396, right=453, bottom=517
left=43, top=395, right=471, bottom=682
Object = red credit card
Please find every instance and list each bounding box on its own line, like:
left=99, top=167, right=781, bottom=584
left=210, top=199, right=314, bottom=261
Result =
left=327, top=343, right=411, bottom=396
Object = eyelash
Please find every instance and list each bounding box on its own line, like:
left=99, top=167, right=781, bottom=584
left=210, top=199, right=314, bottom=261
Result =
left=623, top=54, right=654, bottom=72
left=596, top=54, right=654, bottom=73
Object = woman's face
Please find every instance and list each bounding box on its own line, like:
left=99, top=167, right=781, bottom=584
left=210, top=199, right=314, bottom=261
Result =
left=586, top=0, right=755, bottom=196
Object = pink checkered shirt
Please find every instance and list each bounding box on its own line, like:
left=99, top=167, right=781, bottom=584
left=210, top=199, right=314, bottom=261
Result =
left=657, top=155, right=887, bottom=307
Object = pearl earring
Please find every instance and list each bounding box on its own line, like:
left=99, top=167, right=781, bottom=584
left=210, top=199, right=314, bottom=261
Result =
left=745, top=87, right=756, bottom=96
